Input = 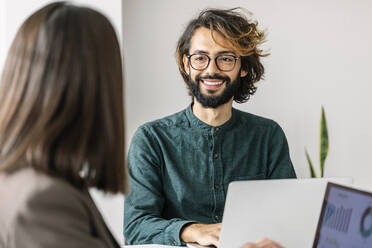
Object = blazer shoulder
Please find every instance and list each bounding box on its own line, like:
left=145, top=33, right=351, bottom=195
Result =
left=0, top=168, right=116, bottom=248
left=1, top=167, right=86, bottom=203
left=0, top=168, right=88, bottom=228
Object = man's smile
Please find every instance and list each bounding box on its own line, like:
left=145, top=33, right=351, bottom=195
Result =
left=200, top=79, right=225, bottom=91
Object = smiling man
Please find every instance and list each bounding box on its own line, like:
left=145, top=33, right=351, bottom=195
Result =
left=124, top=8, right=296, bottom=247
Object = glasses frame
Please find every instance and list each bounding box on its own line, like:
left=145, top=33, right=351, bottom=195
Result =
left=187, top=53, right=239, bottom=72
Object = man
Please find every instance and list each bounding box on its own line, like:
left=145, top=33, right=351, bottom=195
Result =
left=124, top=8, right=296, bottom=247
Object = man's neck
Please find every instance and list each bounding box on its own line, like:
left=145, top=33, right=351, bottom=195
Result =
left=192, top=98, right=233, bottom=127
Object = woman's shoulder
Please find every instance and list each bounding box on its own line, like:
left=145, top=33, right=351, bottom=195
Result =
left=0, top=167, right=85, bottom=201
left=0, top=167, right=90, bottom=229
left=0, top=167, right=113, bottom=247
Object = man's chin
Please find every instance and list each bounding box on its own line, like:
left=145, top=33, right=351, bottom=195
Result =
left=204, top=90, right=222, bottom=96
left=201, top=87, right=225, bottom=96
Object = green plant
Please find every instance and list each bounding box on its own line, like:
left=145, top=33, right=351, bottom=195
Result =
left=305, top=106, right=329, bottom=178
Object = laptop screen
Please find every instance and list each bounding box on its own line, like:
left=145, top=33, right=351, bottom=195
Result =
left=313, top=182, right=372, bottom=248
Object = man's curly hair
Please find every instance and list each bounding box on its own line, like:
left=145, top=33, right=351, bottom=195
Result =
left=176, top=8, right=268, bottom=103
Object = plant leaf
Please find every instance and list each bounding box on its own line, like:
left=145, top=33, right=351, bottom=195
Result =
left=305, top=148, right=317, bottom=178
left=319, top=106, right=329, bottom=177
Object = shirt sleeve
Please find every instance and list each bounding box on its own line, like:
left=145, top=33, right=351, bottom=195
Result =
left=9, top=182, right=106, bottom=248
left=124, top=126, right=194, bottom=246
left=267, top=122, right=297, bottom=179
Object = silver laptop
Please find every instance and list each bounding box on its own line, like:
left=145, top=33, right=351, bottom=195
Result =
left=312, top=182, right=372, bottom=248
left=217, top=177, right=352, bottom=248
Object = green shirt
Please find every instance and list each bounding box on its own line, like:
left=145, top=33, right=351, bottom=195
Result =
left=124, top=105, right=296, bottom=246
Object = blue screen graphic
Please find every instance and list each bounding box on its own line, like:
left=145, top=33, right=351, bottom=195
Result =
left=316, top=186, right=372, bottom=248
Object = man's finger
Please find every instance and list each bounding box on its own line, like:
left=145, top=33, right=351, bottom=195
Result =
left=255, top=237, right=283, bottom=248
left=240, top=243, right=256, bottom=248
left=210, top=233, right=219, bottom=247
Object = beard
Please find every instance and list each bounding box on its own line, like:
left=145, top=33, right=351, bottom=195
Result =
left=187, top=73, right=240, bottom=109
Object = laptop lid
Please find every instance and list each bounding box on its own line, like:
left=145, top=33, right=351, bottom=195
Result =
left=218, top=177, right=352, bottom=248
left=312, top=182, right=372, bottom=248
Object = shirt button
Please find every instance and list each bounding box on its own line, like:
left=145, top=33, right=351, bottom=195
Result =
left=173, top=241, right=177, bottom=245
left=216, top=128, right=219, bottom=132
left=215, top=215, right=220, bottom=220
left=213, top=153, right=218, bottom=159
left=214, top=185, right=219, bottom=190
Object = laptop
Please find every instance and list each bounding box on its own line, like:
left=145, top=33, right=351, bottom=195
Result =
left=188, top=177, right=352, bottom=248
left=312, top=182, right=372, bottom=248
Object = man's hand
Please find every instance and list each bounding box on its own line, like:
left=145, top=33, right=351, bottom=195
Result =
left=240, top=238, right=283, bottom=248
left=180, top=223, right=221, bottom=247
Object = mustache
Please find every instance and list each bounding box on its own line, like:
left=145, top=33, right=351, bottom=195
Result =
left=196, top=74, right=230, bottom=82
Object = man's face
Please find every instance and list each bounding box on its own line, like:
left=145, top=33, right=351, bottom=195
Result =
left=183, top=27, right=247, bottom=108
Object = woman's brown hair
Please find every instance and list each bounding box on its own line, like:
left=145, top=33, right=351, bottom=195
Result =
left=0, top=2, right=127, bottom=194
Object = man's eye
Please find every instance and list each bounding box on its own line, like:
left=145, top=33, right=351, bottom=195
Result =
left=193, top=56, right=207, bottom=62
left=220, top=56, right=234, bottom=62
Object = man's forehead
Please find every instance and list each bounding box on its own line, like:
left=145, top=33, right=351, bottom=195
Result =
left=189, top=27, right=237, bottom=54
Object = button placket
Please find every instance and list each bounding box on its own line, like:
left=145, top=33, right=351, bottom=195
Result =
left=213, top=128, right=225, bottom=223
left=214, top=127, right=219, bottom=136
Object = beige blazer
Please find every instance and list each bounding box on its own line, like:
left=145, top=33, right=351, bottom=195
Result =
left=0, top=167, right=120, bottom=248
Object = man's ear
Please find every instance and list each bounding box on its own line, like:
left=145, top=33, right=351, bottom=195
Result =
left=183, top=55, right=190, bottom=75
left=240, top=69, right=248, bottom=77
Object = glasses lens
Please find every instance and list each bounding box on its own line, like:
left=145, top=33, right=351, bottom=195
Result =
left=216, top=55, right=236, bottom=71
left=190, top=54, right=209, bottom=70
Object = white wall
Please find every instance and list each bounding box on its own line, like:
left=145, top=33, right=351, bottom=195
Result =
left=123, top=0, right=372, bottom=189
left=0, top=1, right=6, bottom=71
left=3, top=0, right=372, bottom=244
left=0, top=0, right=125, bottom=245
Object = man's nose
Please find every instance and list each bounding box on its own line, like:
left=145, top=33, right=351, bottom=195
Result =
left=204, top=58, right=220, bottom=74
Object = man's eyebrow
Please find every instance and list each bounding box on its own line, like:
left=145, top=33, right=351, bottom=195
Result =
left=191, top=50, right=209, bottom=55
left=191, top=50, right=237, bottom=55
left=217, top=50, right=236, bottom=55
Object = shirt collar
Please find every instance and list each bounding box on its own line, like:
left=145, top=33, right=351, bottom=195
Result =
left=185, top=103, right=237, bottom=131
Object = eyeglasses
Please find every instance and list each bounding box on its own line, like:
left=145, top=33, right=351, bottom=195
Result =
left=187, top=54, right=239, bottom=72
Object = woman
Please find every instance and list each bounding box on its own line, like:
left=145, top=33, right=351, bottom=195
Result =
left=0, top=2, right=126, bottom=247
